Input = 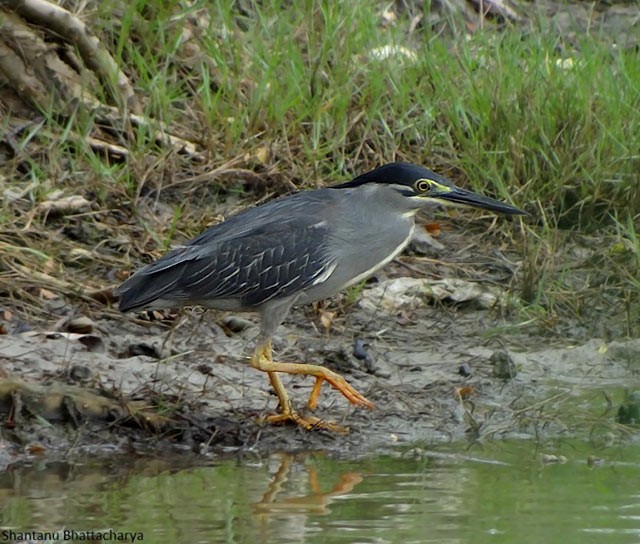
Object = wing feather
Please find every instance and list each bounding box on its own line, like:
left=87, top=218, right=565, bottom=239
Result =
left=116, top=199, right=336, bottom=312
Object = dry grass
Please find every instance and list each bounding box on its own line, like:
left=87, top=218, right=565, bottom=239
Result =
left=0, top=0, right=637, bottom=336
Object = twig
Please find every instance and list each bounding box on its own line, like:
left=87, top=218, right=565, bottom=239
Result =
left=85, top=136, right=129, bottom=158
left=94, top=105, right=205, bottom=161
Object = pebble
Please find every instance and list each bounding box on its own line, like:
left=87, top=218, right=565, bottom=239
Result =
left=64, top=316, right=95, bottom=334
left=458, top=362, right=472, bottom=377
left=490, top=351, right=517, bottom=380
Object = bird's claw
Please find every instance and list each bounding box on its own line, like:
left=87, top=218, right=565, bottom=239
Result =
left=265, top=411, right=349, bottom=434
left=308, top=376, right=374, bottom=410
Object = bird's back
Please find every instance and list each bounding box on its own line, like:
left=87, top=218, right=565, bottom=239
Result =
left=116, top=190, right=340, bottom=312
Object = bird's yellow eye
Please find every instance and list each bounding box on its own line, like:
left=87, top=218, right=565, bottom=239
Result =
left=415, top=179, right=432, bottom=193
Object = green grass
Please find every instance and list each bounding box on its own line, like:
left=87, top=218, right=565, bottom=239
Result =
left=0, top=0, right=638, bottom=334
left=92, top=0, right=640, bottom=223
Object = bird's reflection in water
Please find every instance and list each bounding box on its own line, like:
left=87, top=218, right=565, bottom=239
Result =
left=253, top=453, right=363, bottom=518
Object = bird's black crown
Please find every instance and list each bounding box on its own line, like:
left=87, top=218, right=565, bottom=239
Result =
left=334, top=162, right=452, bottom=189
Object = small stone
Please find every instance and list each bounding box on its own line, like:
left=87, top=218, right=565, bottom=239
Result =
left=490, top=351, right=517, bottom=380
left=587, top=455, right=604, bottom=467
left=69, top=364, right=93, bottom=382
left=353, top=338, right=369, bottom=361
left=403, top=447, right=425, bottom=459
left=542, top=453, right=567, bottom=464
left=128, top=342, right=162, bottom=359
left=367, top=356, right=392, bottom=378
left=616, top=391, right=640, bottom=425
left=221, top=315, right=254, bottom=333
left=78, top=335, right=105, bottom=352
left=64, top=316, right=94, bottom=334
left=196, top=364, right=214, bottom=376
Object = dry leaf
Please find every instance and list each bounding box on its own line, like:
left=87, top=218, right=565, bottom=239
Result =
left=455, top=386, right=475, bottom=399
left=39, top=288, right=58, bottom=300
left=319, top=310, right=335, bottom=333
left=25, top=443, right=47, bottom=455
left=255, top=145, right=270, bottom=165
left=381, top=8, right=396, bottom=25
left=43, top=258, right=57, bottom=274
left=424, top=222, right=441, bottom=237
left=87, top=288, right=117, bottom=305
left=395, top=310, right=414, bottom=326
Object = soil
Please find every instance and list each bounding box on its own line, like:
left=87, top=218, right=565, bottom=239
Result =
left=1, top=220, right=637, bottom=468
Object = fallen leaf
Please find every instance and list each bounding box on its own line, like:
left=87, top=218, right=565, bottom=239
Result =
left=87, top=288, right=117, bottom=305
left=43, top=258, right=57, bottom=274
left=39, top=288, right=58, bottom=300
left=395, top=310, right=415, bottom=326
left=424, top=222, right=441, bottom=237
left=455, top=386, right=475, bottom=399
left=381, top=8, right=396, bottom=25
left=320, top=310, right=335, bottom=333
left=25, top=443, right=47, bottom=455
left=255, top=145, right=270, bottom=165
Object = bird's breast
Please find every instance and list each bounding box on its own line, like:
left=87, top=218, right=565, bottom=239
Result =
left=337, top=220, right=415, bottom=289
left=297, top=210, right=415, bottom=304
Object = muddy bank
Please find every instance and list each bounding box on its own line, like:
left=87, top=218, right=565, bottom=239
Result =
left=1, top=239, right=638, bottom=466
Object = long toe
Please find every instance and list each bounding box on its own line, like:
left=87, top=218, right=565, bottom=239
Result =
left=324, top=374, right=374, bottom=409
left=265, top=412, right=349, bottom=434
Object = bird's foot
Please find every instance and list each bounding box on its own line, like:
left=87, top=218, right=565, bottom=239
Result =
left=251, top=341, right=373, bottom=433
left=251, top=348, right=374, bottom=409
left=265, top=411, right=349, bottom=434
left=305, top=373, right=373, bottom=410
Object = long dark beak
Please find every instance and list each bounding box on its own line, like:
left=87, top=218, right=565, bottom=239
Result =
left=436, top=187, right=526, bottom=215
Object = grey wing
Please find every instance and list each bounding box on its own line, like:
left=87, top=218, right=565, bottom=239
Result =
left=116, top=220, right=335, bottom=312
left=176, top=224, right=334, bottom=305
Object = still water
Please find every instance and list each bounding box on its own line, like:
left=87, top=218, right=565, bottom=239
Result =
left=1, top=440, right=639, bottom=544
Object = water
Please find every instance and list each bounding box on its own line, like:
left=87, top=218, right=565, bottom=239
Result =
left=1, top=441, right=639, bottom=544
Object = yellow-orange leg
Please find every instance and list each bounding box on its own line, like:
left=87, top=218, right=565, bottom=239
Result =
left=307, top=378, right=324, bottom=411
left=259, top=356, right=346, bottom=433
left=250, top=340, right=373, bottom=432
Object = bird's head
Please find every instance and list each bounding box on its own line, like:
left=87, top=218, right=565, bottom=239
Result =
left=336, top=162, right=525, bottom=215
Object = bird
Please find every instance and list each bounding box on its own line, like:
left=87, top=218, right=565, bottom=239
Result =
left=115, top=162, right=525, bottom=431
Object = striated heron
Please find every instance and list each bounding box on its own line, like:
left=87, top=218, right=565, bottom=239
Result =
left=116, top=163, right=524, bottom=431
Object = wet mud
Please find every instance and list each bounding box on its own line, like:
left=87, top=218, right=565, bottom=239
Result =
left=1, top=228, right=637, bottom=468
